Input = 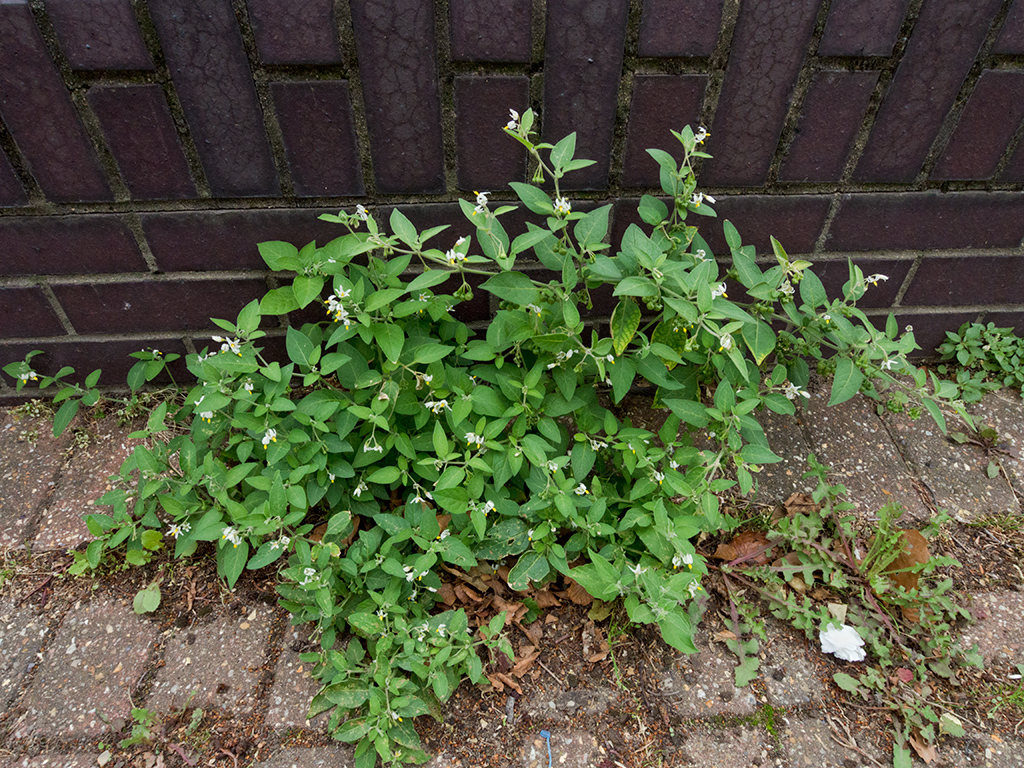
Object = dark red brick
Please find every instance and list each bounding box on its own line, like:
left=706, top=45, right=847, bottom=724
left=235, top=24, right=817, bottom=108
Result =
left=449, top=0, right=531, bottom=62
left=43, top=0, right=153, bottom=70
left=982, top=312, right=1024, bottom=336
left=141, top=208, right=348, bottom=271
left=638, top=0, right=722, bottom=57
left=245, top=0, right=343, bottom=64
left=270, top=81, right=363, bottom=197
left=0, top=338, right=191, bottom=388
left=0, top=150, right=28, bottom=208
left=931, top=71, right=1024, bottom=181
left=349, top=0, right=445, bottom=193
left=543, top=0, right=629, bottom=190
left=901, top=256, right=1024, bottom=306
left=0, top=2, right=112, bottom=203
left=1001, top=139, right=1024, bottom=182
left=54, top=279, right=267, bottom=334
left=994, top=0, right=1024, bottom=54
left=86, top=84, right=197, bottom=200
left=0, top=287, right=65, bottom=338
left=854, top=0, right=1002, bottom=183
left=454, top=76, right=529, bottom=192
left=779, top=70, right=878, bottom=182
left=827, top=192, right=1024, bottom=252
left=818, top=0, right=909, bottom=56
left=808, top=258, right=912, bottom=308
left=700, top=0, right=819, bottom=187
left=0, top=215, right=145, bottom=276
left=885, top=312, right=979, bottom=356
left=621, top=75, right=706, bottom=188
left=148, top=0, right=280, bottom=197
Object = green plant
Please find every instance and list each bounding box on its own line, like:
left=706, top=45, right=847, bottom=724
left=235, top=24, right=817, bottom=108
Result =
left=119, top=707, right=160, bottom=748
left=937, top=321, right=1024, bottom=402
left=715, top=456, right=980, bottom=766
left=3, top=115, right=968, bottom=767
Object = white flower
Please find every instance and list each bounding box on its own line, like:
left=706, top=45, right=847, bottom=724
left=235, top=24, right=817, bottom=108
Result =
left=690, top=192, right=715, bottom=206
left=262, top=428, right=277, bottom=448
left=363, top=438, right=384, bottom=453
left=437, top=623, right=447, bottom=637
left=269, top=535, right=290, bottom=551
left=376, top=608, right=388, bottom=620
left=694, top=126, right=709, bottom=144
left=355, top=204, right=369, bottom=221
left=589, top=437, right=608, bottom=450
left=403, top=565, right=416, bottom=582
left=198, top=410, right=214, bottom=422
left=525, top=304, right=542, bottom=316
left=19, top=370, right=38, bottom=382
left=527, top=528, right=535, bottom=541
left=300, top=567, right=317, bottom=586
left=865, top=274, right=888, bottom=286
left=574, top=483, right=589, bottom=496
left=221, top=526, right=242, bottom=548
left=168, top=522, right=190, bottom=539
left=424, top=399, right=449, bottom=414
left=506, top=109, right=519, bottom=131
left=718, top=334, right=733, bottom=351
left=554, top=197, right=571, bottom=216
left=695, top=248, right=708, bottom=261
left=328, top=471, right=336, bottom=484
left=473, top=191, right=489, bottom=216
left=628, top=562, right=646, bottom=577
left=653, top=470, right=665, bottom=485
left=822, top=313, right=831, bottom=323
left=439, top=529, right=450, bottom=540
left=669, top=459, right=680, bottom=470
left=353, top=481, right=368, bottom=498
left=673, top=553, right=694, bottom=569
left=779, top=280, right=794, bottom=297
left=711, top=282, right=727, bottom=299
left=482, top=500, right=495, bottom=516
left=466, top=432, right=485, bottom=449
left=547, top=460, right=559, bottom=472
left=686, top=580, right=701, bottom=598
left=820, top=624, right=866, bottom=662
left=783, top=382, right=810, bottom=400
left=422, top=374, right=433, bottom=384
left=880, top=359, right=897, bottom=371
left=446, top=248, right=458, bottom=266
left=243, top=379, right=254, bottom=393
left=455, top=236, right=467, bottom=246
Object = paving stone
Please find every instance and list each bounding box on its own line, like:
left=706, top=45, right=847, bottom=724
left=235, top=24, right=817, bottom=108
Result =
left=0, top=414, right=69, bottom=548
left=522, top=683, right=617, bottom=722
left=967, top=390, right=1024, bottom=496
left=0, top=755, right=101, bottom=768
left=763, top=630, right=823, bottom=707
left=778, top=714, right=883, bottom=767
left=801, top=389, right=932, bottom=525
left=818, top=0, right=909, bottom=56
left=250, top=746, right=353, bottom=768
left=265, top=623, right=327, bottom=731
left=677, top=725, right=769, bottom=768
left=521, top=730, right=598, bottom=768
left=146, top=604, right=275, bottom=715
left=638, top=0, right=722, bottom=57
left=33, top=419, right=140, bottom=551
left=246, top=0, right=343, bottom=65
left=44, top=0, right=153, bottom=70
left=880, top=409, right=1019, bottom=523
left=753, top=408, right=815, bottom=506
left=15, top=599, right=157, bottom=738
left=653, top=630, right=757, bottom=718
left=959, top=591, right=1024, bottom=668
left=0, top=599, right=48, bottom=710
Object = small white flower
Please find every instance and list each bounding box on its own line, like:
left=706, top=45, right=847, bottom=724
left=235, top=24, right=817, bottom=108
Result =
left=779, top=280, right=795, bottom=297
left=424, top=399, right=450, bottom=414
left=695, top=248, right=708, bottom=261
left=455, top=236, right=467, bottom=246
left=363, top=438, right=384, bottom=453
left=574, top=483, right=589, bottom=496
left=466, top=432, right=485, bottom=449
left=653, top=470, right=665, bottom=485
left=221, top=526, right=242, bottom=548
left=300, top=567, right=317, bottom=586
left=880, top=358, right=897, bottom=371
left=718, top=334, right=733, bottom=351
left=473, top=191, right=489, bottom=216
left=822, top=313, right=831, bottom=323
left=198, top=410, right=214, bottom=422
left=243, top=379, right=254, bottom=393
left=711, top=282, right=727, bottom=299
left=547, top=460, right=559, bottom=472
left=376, top=608, right=388, bottom=620
left=691, top=192, right=716, bottom=207
left=819, top=624, right=866, bottom=662
left=628, top=562, right=646, bottom=577
left=262, top=428, right=277, bottom=448
left=437, top=623, right=447, bottom=637
left=527, top=528, right=535, bottom=541
left=783, top=382, right=810, bottom=400
left=482, top=500, right=495, bottom=515
left=422, top=374, right=433, bottom=384
left=439, top=529, right=450, bottom=540
left=589, top=437, right=609, bottom=450
left=19, top=370, right=38, bottom=383
left=353, top=481, right=368, bottom=498
left=525, top=304, right=542, bottom=316
left=328, top=471, right=336, bottom=484
left=865, top=274, right=888, bottom=286
left=694, top=126, right=709, bottom=144
left=686, top=580, right=701, bottom=598
left=168, top=522, right=190, bottom=539
left=506, top=109, right=520, bottom=131
left=355, top=204, right=369, bottom=221
left=554, top=197, right=571, bottom=216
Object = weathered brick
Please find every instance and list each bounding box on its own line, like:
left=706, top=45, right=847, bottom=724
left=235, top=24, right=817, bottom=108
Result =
left=270, top=81, right=363, bottom=197
left=887, top=312, right=980, bottom=356
left=245, top=0, right=343, bottom=64
left=931, top=71, right=1024, bottom=181
left=809, top=258, right=911, bottom=308
left=691, top=195, right=829, bottom=256
left=621, top=75, right=706, bottom=188
left=449, top=0, right=531, bottom=62
left=0, top=287, right=64, bottom=338
left=86, top=84, right=197, bottom=200
left=148, top=0, right=280, bottom=197
left=854, top=0, right=1002, bottom=183
left=0, top=2, right=112, bottom=203
left=141, top=208, right=345, bottom=271
left=454, top=76, right=529, bottom=191
left=543, top=0, right=629, bottom=190
left=994, top=0, right=1024, bottom=54
left=902, top=256, right=1024, bottom=306
left=53, top=279, right=267, bottom=334
left=779, top=70, right=878, bottom=182
left=826, top=192, right=1024, bottom=251
left=0, top=215, right=145, bottom=276
left=638, top=0, right=722, bottom=57
left=0, top=150, right=28, bottom=207
left=0, top=338, right=190, bottom=389
left=818, top=0, right=909, bottom=56
left=349, top=0, right=445, bottom=193
left=984, top=312, right=1024, bottom=335
left=701, top=0, right=819, bottom=187
left=1001, top=138, right=1024, bottom=182
left=43, top=0, right=153, bottom=70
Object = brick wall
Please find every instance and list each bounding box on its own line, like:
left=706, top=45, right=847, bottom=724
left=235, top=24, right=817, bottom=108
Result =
left=1, top=0, right=1023, bottom=398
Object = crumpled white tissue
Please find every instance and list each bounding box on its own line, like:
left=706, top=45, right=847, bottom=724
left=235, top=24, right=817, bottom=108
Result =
left=819, top=623, right=866, bottom=662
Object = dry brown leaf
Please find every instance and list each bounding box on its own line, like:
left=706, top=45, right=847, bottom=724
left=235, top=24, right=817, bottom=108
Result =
left=492, top=672, right=522, bottom=694
left=712, top=629, right=739, bottom=642
left=486, top=673, right=505, bottom=692
left=533, top=589, right=561, bottom=608
left=713, top=530, right=772, bottom=564
left=511, top=645, right=541, bottom=677
left=783, top=492, right=820, bottom=517
left=492, top=595, right=528, bottom=624
left=437, top=583, right=457, bottom=606
left=308, top=523, right=327, bottom=543
left=562, top=578, right=594, bottom=606
left=544, top=614, right=558, bottom=625
left=809, top=588, right=831, bottom=601
left=436, top=514, right=452, bottom=534
left=881, top=530, right=930, bottom=623
left=519, top=620, right=543, bottom=646
left=909, top=733, right=938, bottom=764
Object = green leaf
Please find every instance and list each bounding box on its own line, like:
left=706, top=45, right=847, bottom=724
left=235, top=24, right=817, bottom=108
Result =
left=828, top=358, right=864, bottom=406
left=53, top=399, right=79, bottom=436
left=412, top=344, right=454, bottom=364
left=740, top=320, right=776, bottom=365
left=833, top=672, right=862, bottom=693
left=510, top=228, right=555, bottom=257
left=247, top=542, right=286, bottom=570
left=390, top=208, right=418, bottom=247
left=286, top=326, right=317, bottom=367
left=260, top=286, right=300, bottom=315
left=292, top=276, right=325, bottom=309
left=663, top=398, right=709, bottom=428
left=508, top=182, right=553, bottom=215
left=133, top=583, right=161, bottom=614
left=372, top=324, right=404, bottom=362
left=258, top=241, right=300, bottom=270
left=613, top=276, right=659, bottom=298
left=220, top=541, right=249, bottom=589
left=657, top=608, right=698, bottom=654
left=480, top=271, right=539, bottom=306
left=739, top=443, right=783, bottom=464
left=507, top=551, right=549, bottom=591
left=367, top=466, right=400, bottom=484
left=574, top=205, right=611, bottom=247
left=799, top=269, right=827, bottom=308
left=611, top=298, right=641, bottom=356
left=550, top=132, right=577, bottom=169
left=637, top=195, right=668, bottom=225
left=407, top=269, right=452, bottom=293
left=365, top=288, right=406, bottom=312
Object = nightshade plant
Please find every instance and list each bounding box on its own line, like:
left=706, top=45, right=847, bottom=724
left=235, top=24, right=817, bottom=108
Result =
left=3, top=112, right=968, bottom=767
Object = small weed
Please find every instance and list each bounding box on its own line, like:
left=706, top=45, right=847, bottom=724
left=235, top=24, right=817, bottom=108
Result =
left=937, top=322, right=1024, bottom=401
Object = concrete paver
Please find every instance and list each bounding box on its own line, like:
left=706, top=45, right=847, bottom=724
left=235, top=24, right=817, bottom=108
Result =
left=0, top=413, right=69, bottom=548
left=653, top=631, right=757, bottom=718
left=266, top=622, right=328, bottom=731
left=15, top=599, right=157, bottom=738
left=522, top=684, right=617, bottom=722
left=762, top=630, right=824, bottom=707
left=753, top=409, right=816, bottom=505
left=778, top=714, right=883, bottom=767
left=959, top=591, right=1024, bottom=668
left=0, top=599, right=48, bottom=709
left=677, top=724, right=770, bottom=768
left=521, top=730, right=599, bottom=768
left=250, top=746, right=353, bottom=768
left=145, top=604, right=275, bottom=715
left=0, top=755, right=100, bottom=768
left=968, top=390, right=1024, bottom=497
